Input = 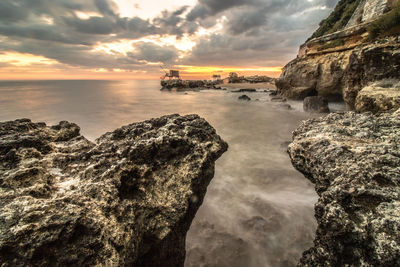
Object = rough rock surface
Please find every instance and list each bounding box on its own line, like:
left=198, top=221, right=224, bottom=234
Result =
left=355, top=79, right=400, bottom=113
left=0, top=115, right=228, bottom=266
left=303, top=96, right=330, bottom=113
left=288, top=110, right=400, bottom=266
left=276, top=37, right=400, bottom=108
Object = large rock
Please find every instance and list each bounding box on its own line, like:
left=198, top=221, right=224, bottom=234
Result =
left=303, top=96, right=330, bottom=113
left=276, top=37, right=400, bottom=108
left=0, top=115, right=228, bottom=266
left=355, top=79, right=400, bottom=113
left=288, top=110, right=400, bottom=266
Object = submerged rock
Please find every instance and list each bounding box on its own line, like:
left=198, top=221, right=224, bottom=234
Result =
left=355, top=79, right=400, bottom=113
left=271, top=97, right=287, bottom=102
left=238, top=95, right=251, bottom=101
left=231, top=89, right=257, bottom=93
left=288, top=110, right=400, bottom=266
left=0, top=115, right=228, bottom=266
left=303, top=96, right=330, bottom=113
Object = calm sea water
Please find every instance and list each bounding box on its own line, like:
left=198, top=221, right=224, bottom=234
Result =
left=0, top=80, right=335, bottom=266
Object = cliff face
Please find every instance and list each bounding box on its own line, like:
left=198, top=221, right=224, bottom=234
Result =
left=289, top=110, right=400, bottom=266
left=0, top=115, right=227, bottom=266
left=276, top=0, right=400, bottom=110
left=276, top=36, right=400, bottom=108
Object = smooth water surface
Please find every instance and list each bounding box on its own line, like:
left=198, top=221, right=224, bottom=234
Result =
left=0, top=80, right=323, bottom=266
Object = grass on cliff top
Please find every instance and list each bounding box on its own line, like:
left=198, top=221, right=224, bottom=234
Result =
left=309, top=0, right=361, bottom=40
left=368, top=1, right=400, bottom=40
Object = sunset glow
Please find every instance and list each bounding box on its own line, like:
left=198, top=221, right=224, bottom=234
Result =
left=0, top=0, right=335, bottom=80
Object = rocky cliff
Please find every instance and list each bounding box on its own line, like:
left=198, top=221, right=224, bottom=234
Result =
left=289, top=110, right=400, bottom=266
left=0, top=115, right=227, bottom=266
left=276, top=0, right=400, bottom=110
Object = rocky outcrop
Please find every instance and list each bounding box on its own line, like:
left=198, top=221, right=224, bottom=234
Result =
left=228, top=73, right=274, bottom=84
left=276, top=36, right=400, bottom=108
left=288, top=110, right=400, bottom=266
left=303, top=96, right=330, bottom=113
left=238, top=95, right=251, bottom=101
left=355, top=79, right=400, bottom=113
left=0, top=115, right=228, bottom=266
left=161, top=79, right=222, bottom=90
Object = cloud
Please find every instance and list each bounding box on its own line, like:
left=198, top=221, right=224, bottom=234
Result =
left=64, top=16, right=117, bottom=35
left=0, top=0, right=341, bottom=73
left=128, top=42, right=179, bottom=63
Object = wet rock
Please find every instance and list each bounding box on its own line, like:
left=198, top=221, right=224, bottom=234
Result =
left=269, top=90, right=278, bottom=96
left=0, top=115, right=228, bottom=266
left=288, top=110, right=400, bottom=266
left=238, top=95, right=251, bottom=101
left=271, top=97, right=287, bottom=102
left=279, top=103, right=292, bottom=110
left=303, top=96, right=330, bottom=113
left=355, top=79, right=400, bottom=113
left=231, top=89, right=257, bottom=93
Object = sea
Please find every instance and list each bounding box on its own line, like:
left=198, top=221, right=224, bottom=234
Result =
left=0, top=80, right=345, bottom=266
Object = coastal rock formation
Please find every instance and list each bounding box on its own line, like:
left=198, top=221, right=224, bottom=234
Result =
left=355, top=79, right=400, bottom=113
left=276, top=36, right=400, bottom=108
left=0, top=115, right=228, bottom=266
left=161, top=79, right=222, bottom=90
left=303, top=96, right=330, bottom=113
left=288, top=110, right=400, bottom=266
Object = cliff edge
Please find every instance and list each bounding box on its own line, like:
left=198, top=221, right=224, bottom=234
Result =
left=276, top=0, right=400, bottom=110
left=0, top=115, right=228, bottom=266
left=289, top=110, right=400, bottom=266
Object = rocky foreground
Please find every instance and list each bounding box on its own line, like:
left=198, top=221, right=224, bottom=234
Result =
left=0, top=115, right=227, bottom=266
left=288, top=110, right=400, bottom=266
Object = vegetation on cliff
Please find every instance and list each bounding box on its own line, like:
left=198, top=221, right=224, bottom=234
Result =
left=368, top=1, right=400, bottom=39
left=310, top=0, right=361, bottom=39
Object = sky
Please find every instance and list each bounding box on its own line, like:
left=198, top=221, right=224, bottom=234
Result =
left=0, top=0, right=339, bottom=80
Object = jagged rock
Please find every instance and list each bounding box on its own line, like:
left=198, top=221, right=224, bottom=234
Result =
left=238, top=95, right=251, bottom=101
left=288, top=110, right=400, bottom=266
left=355, top=79, right=400, bottom=113
left=0, top=115, right=228, bottom=266
left=303, top=96, right=330, bottom=113
left=276, top=37, right=400, bottom=108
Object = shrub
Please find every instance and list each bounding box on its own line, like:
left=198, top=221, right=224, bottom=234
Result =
left=367, top=2, right=400, bottom=40
left=310, top=0, right=361, bottom=40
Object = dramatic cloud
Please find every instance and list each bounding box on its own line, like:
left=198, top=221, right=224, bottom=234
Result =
left=0, top=0, right=340, bottom=77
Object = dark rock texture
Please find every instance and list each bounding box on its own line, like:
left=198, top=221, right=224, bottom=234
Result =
left=276, top=37, right=400, bottom=109
left=303, top=96, right=330, bottom=113
left=0, top=115, right=228, bottom=267
left=238, top=95, right=251, bottom=101
left=288, top=110, right=400, bottom=266
left=231, top=89, right=257, bottom=93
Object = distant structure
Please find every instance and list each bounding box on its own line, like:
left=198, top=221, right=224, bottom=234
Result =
left=160, top=65, right=180, bottom=80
